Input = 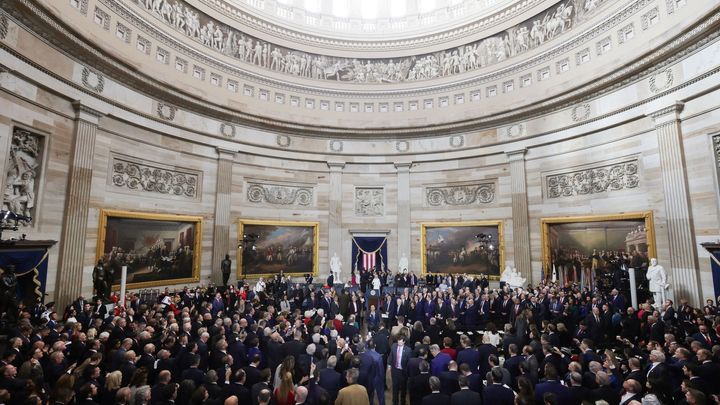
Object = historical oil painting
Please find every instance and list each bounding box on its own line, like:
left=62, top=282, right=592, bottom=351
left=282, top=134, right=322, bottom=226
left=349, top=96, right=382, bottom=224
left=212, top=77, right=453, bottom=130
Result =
left=96, top=210, right=202, bottom=289
left=541, top=212, right=656, bottom=288
left=238, top=220, right=319, bottom=277
left=421, top=221, right=503, bottom=278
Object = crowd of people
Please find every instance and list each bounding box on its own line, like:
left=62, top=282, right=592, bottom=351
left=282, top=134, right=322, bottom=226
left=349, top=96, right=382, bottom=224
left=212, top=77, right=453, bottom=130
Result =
left=1, top=269, right=719, bottom=405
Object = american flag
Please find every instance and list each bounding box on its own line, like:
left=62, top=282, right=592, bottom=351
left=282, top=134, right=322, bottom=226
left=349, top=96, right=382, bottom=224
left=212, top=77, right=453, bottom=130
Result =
left=362, top=252, right=376, bottom=271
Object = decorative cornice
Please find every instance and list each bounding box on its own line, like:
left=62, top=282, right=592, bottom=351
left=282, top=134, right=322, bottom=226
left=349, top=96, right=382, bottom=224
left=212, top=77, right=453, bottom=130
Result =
left=648, top=101, right=685, bottom=124
left=0, top=0, right=717, bottom=141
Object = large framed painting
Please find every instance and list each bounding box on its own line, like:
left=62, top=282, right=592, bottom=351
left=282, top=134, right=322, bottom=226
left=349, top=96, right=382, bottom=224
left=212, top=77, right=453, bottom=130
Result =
left=421, top=221, right=504, bottom=278
left=238, top=220, right=319, bottom=278
left=540, top=211, right=656, bottom=287
left=96, top=210, right=202, bottom=289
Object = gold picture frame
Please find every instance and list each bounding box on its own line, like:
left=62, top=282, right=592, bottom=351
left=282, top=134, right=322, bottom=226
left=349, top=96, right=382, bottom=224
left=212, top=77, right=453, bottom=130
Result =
left=237, top=219, right=319, bottom=279
left=96, top=209, right=202, bottom=289
left=540, top=211, right=656, bottom=272
left=421, top=221, right=504, bottom=280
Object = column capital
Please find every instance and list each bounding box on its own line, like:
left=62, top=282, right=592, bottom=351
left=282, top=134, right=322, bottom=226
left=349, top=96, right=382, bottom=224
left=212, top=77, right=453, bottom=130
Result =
left=72, top=101, right=103, bottom=125
left=394, top=161, right=412, bottom=171
left=327, top=161, right=346, bottom=171
left=648, top=102, right=685, bottom=126
left=216, top=147, right=236, bottom=161
left=505, top=149, right=527, bottom=162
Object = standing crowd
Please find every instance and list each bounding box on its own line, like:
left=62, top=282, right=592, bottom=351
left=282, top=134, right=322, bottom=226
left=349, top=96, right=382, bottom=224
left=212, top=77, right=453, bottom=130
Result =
left=1, top=270, right=720, bottom=405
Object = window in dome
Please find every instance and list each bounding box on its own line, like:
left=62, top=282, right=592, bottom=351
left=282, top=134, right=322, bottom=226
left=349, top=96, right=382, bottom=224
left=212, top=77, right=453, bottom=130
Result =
left=454, top=94, right=464, bottom=105
left=394, top=102, right=404, bottom=112
left=156, top=48, right=169, bottom=64
left=335, top=102, right=344, bottom=112
left=379, top=103, right=389, bottom=113
left=290, top=96, right=300, bottom=107
left=350, top=103, right=359, bottom=113
left=520, top=74, right=532, bottom=88
left=333, top=0, right=349, bottom=18
left=556, top=58, right=570, bottom=74
left=418, top=0, right=436, bottom=14
left=487, top=86, right=497, bottom=97
left=227, top=80, right=238, bottom=93
left=275, top=94, right=285, bottom=104
left=304, top=0, right=320, bottom=13
left=259, top=89, right=269, bottom=101
left=362, top=0, right=379, bottom=19
left=364, top=103, right=374, bottom=113
left=424, top=99, right=433, bottom=109
left=320, top=100, right=329, bottom=111
left=470, top=91, right=481, bottom=102
left=390, top=1, right=406, bottom=18
left=243, top=85, right=254, bottom=96
left=439, top=97, right=449, bottom=108
left=210, top=74, right=222, bottom=87
left=538, top=67, right=550, bottom=81
left=409, top=101, right=418, bottom=111
left=305, top=99, right=315, bottom=109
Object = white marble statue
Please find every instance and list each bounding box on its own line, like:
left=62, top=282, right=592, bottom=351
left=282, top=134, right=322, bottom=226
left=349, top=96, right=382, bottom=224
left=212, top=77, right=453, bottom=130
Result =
left=646, top=258, right=669, bottom=306
left=500, top=266, right=527, bottom=288
left=398, top=254, right=409, bottom=273
left=330, top=252, right=342, bottom=283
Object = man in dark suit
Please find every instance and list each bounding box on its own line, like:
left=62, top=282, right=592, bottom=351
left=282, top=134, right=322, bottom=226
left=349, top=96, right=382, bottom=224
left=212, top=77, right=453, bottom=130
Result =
left=119, top=351, right=137, bottom=387
left=450, top=375, right=481, bottom=405
left=692, top=325, right=718, bottom=349
left=456, top=337, right=479, bottom=374
left=242, top=354, right=262, bottom=388
left=535, top=364, right=570, bottom=404
left=482, top=368, right=514, bottom=405
left=388, top=336, right=412, bottom=405
left=624, top=357, right=646, bottom=388
left=591, top=371, right=620, bottom=405
left=150, top=370, right=172, bottom=405
left=181, top=354, right=206, bottom=387
left=358, top=342, right=378, bottom=402
left=421, top=376, right=450, bottom=405
left=503, top=344, right=524, bottom=384
left=439, top=361, right=460, bottom=395
left=250, top=369, right=273, bottom=405
left=620, top=379, right=643, bottom=405
left=319, top=356, right=342, bottom=402
left=409, top=361, right=432, bottom=405
left=373, top=323, right=391, bottom=362
left=222, top=369, right=251, bottom=404
left=281, top=329, right=306, bottom=361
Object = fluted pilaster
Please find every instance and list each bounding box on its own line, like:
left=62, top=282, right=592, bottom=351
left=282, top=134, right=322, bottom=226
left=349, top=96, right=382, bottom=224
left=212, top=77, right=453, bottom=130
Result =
left=395, top=162, right=412, bottom=270
left=56, top=102, right=102, bottom=309
left=211, top=148, right=235, bottom=285
left=328, top=161, right=345, bottom=278
left=507, top=150, right=532, bottom=283
left=649, top=102, right=701, bottom=306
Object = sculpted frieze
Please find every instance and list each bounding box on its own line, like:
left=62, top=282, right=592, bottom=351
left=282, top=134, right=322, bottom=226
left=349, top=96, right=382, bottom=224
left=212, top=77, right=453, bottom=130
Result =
left=426, top=183, right=496, bottom=207
left=246, top=183, right=313, bottom=206
left=134, top=0, right=610, bottom=85
left=111, top=156, right=199, bottom=199
left=546, top=159, right=640, bottom=198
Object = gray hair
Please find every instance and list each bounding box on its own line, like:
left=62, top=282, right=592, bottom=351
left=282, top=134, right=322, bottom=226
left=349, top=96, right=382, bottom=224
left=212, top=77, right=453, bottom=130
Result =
left=327, top=355, right=337, bottom=369
left=131, top=385, right=151, bottom=405
left=345, top=368, right=359, bottom=384
left=306, top=343, right=316, bottom=356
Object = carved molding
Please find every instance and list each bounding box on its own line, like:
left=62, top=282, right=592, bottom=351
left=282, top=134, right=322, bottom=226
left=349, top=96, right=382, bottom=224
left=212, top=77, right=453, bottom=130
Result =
left=713, top=135, right=720, bottom=195
left=355, top=187, right=384, bottom=217
left=246, top=182, right=313, bottom=206
left=426, top=182, right=496, bottom=207
left=110, top=155, right=200, bottom=199
left=0, top=13, right=8, bottom=39
left=545, top=158, right=640, bottom=198
left=81, top=66, right=105, bottom=93
left=2, top=128, right=44, bottom=227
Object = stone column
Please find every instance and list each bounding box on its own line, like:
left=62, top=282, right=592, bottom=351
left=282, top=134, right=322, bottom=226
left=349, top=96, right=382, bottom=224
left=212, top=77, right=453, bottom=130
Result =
left=56, top=102, right=102, bottom=309
left=395, top=162, right=412, bottom=271
left=649, top=102, right=701, bottom=306
left=327, top=161, right=345, bottom=279
left=211, top=148, right=236, bottom=285
left=506, top=150, right=532, bottom=283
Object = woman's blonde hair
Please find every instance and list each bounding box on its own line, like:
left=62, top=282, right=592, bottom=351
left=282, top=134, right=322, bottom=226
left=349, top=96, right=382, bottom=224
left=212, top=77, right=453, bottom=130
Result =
left=105, top=370, right=123, bottom=390
left=277, top=371, right=294, bottom=402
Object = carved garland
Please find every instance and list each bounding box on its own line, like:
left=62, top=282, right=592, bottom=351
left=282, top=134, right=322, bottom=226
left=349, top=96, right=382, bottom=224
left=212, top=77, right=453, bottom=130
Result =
left=0, top=13, right=8, bottom=39
left=157, top=102, right=177, bottom=120
left=111, top=158, right=199, bottom=198
left=426, top=183, right=496, bottom=207
left=81, top=66, right=105, bottom=93
left=246, top=183, right=313, bottom=206
left=546, top=159, right=639, bottom=198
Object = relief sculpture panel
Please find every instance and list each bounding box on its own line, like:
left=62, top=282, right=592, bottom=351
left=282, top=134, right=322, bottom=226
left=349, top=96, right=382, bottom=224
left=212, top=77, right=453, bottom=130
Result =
left=545, top=159, right=640, bottom=198
left=2, top=128, right=44, bottom=226
left=132, top=0, right=610, bottom=84
left=355, top=187, right=384, bottom=216
left=111, top=155, right=200, bottom=199
left=246, top=183, right=313, bottom=206
left=426, top=183, right=496, bottom=207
